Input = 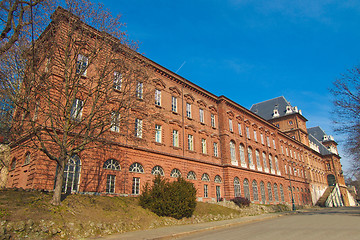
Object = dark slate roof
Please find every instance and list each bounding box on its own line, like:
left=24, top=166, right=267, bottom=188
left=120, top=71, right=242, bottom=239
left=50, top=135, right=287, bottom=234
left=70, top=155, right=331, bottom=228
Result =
left=308, top=133, right=332, bottom=155
left=307, top=126, right=326, bottom=142
left=250, top=96, right=298, bottom=120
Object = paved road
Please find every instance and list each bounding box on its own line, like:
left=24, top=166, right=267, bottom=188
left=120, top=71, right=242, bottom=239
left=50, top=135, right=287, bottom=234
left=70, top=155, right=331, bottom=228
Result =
left=175, top=207, right=360, bottom=240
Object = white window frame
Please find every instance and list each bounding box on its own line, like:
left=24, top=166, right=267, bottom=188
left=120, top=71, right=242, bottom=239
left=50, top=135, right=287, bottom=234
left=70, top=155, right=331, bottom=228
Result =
left=70, top=98, right=83, bottom=121
left=238, top=123, right=242, bottom=136
left=110, top=111, right=120, bottom=132
left=76, top=54, right=88, bottom=76
left=135, top=118, right=143, bottom=138
left=155, top=124, right=162, bottom=143
left=106, top=174, right=116, bottom=193
left=199, top=108, right=204, bottom=123
left=136, top=81, right=143, bottom=99
left=173, top=130, right=179, bottom=147
left=211, top=114, right=216, bottom=128
left=186, top=103, right=192, bottom=118
left=254, top=130, right=257, bottom=142
left=188, top=134, right=194, bottom=151
left=213, top=142, right=218, bottom=157
left=113, top=71, right=122, bottom=91
left=171, top=96, right=177, bottom=112
left=201, top=138, right=207, bottom=154
left=132, top=177, right=140, bottom=195
left=260, top=133, right=264, bottom=145
left=155, top=89, right=161, bottom=106
left=229, top=119, right=233, bottom=132
left=204, top=184, right=208, bottom=198
left=246, top=127, right=250, bottom=139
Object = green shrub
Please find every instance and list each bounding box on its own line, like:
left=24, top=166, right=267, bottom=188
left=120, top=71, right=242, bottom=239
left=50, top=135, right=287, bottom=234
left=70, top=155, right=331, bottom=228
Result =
left=231, top=197, right=251, bottom=207
left=139, top=175, right=197, bottom=219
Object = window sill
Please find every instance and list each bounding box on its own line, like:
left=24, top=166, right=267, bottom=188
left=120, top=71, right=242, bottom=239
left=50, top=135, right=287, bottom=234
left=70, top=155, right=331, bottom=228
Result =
left=171, top=146, right=182, bottom=150
left=200, top=122, right=205, bottom=125
left=154, top=141, right=165, bottom=146
left=172, top=111, right=179, bottom=115
left=187, top=117, right=193, bottom=120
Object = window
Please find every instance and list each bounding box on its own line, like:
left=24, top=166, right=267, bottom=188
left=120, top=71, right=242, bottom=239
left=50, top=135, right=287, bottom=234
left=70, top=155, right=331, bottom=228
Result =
left=155, top=89, right=161, bottom=106
left=103, top=159, right=121, bottom=170
left=243, top=179, right=250, bottom=200
left=70, top=98, right=83, bottom=121
left=199, top=108, right=204, bottom=123
left=113, top=71, right=122, bottom=90
left=246, top=127, right=250, bottom=139
left=275, top=156, right=279, bottom=173
left=260, top=181, right=266, bottom=204
left=274, top=183, right=279, bottom=201
left=289, top=120, right=293, bottom=125
left=267, top=183, right=273, bottom=201
left=62, top=155, right=81, bottom=193
left=188, top=134, right=194, bottom=151
left=151, top=166, right=164, bottom=176
left=255, top=150, right=261, bottom=171
left=267, top=136, right=270, bottom=147
left=129, top=162, right=144, bottom=173
left=173, top=130, right=179, bottom=147
left=252, top=180, right=258, bottom=201
left=171, top=168, right=181, bottom=178
left=253, top=130, right=257, bottom=142
left=213, top=142, right=218, bottom=157
left=136, top=81, right=143, bottom=99
left=76, top=54, right=88, bottom=76
left=280, top=184, right=285, bottom=202
left=238, top=123, right=242, bottom=135
left=172, top=96, right=177, bottom=112
left=201, top=138, right=207, bottom=154
left=24, top=152, right=31, bottom=165
left=132, top=177, right=140, bottom=195
left=326, top=163, right=331, bottom=170
left=187, top=171, right=196, bottom=180
left=262, top=152, right=268, bottom=170
left=186, top=103, right=192, bottom=118
left=247, top=147, right=253, bottom=167
left=260, top=133, right=264, bottom=145
left=201, top=173, right=210, bottom=181
left=269, top=154, right=273, bottom=173
left=229, top=119, right=233, bottom=132
left=110, top=111, right=120, bottom=132
left=273, top=139, right=276, bottom=149
left=155, top=124, right=162, bottom=143
left=135, top=118, right=143, bottom=138
left=204, top=184, right=208, bottom=198
left=285, top=164, right=288, bottom=174
left=230, top=141, right=236, bottom=162
left=234, top=177, right=241, bottom=197
left=214, top=175, right=222, bottom=183
left=281, top=145, right=284, bottom=154
left=239, top=144, right=246, bottom=167
left=211, top=114, right=216, bottom=128
left=106, top=174, right=115, bottom=193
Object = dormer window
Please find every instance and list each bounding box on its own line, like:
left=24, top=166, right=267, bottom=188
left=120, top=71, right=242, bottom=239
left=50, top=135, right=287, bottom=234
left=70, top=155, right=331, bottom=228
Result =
left=285, top=106, right=293, bottom=114
left=273, top=109, right=280, bottom=118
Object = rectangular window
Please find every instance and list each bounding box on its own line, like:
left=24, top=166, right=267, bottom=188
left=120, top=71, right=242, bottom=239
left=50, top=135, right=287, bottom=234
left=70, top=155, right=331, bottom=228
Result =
left=201, top=138, right=207, bottom=154
left=213, top=142, right=218, bottom=157
left=261, top=133, right=264, bottom=145
left=186, top=103, right=192, bottom=118
left=155, top=89, right=161, bottom=106
left=76, top=54, right=88, bottom=76
left=238, top=123, right=242, bottom=135
left=132, top=177, right=140, bottom=195
left=106, top=174, right=115, bottom=193
left=70, top=98, right=83, bottom=121
left=199, top=108, right=204, bottom=123
left=113, top=71, right=122, bottom=91
left=110, top=111, right=120, bottom=132
left=188, top=134, right=194, bottom=151
left=155, top=124, right=162, bottom=143
left=246, top=127, right=250, bottom=139
left=173, top=130, right=179, bottom=147
left=171, top=96, right=177, bottom=112
left=211, top=114, right=216, bottom=128
left=267, top=136, right=270, bottom=147
left=135, top=118, right=143, bottom=138
left=136, top=81, right=143, bottom=99
left=204, top=184, right=208, bottom=198
left=273, top=139, right=276, bottom=149
left=254, top=130, right=257, bottom=142
left=229, top=119, right=233, bottom=132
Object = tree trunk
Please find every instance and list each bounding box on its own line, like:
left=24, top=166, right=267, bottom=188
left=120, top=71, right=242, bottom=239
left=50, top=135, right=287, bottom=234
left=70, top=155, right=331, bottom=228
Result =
left=51, top=159, right=65, bottom=206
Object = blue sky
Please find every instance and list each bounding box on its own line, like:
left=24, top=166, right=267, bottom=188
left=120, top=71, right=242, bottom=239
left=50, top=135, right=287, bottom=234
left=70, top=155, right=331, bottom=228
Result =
left=95, top=0, right=360, bottom=171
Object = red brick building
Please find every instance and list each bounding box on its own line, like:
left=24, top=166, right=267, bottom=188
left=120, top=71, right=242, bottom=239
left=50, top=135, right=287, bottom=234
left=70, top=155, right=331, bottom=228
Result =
left=7, top=7, right=348, bottom=206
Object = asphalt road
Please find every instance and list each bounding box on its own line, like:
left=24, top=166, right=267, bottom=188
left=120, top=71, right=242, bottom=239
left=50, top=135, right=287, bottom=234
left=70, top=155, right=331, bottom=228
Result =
left=175, top=207, right=360, bottom=240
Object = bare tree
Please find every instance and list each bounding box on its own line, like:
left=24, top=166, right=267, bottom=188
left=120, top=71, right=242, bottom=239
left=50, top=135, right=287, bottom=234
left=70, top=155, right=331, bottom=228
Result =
left=9, top=1, right=153, bottom=205
left=331, top=66, right=360, bottom=173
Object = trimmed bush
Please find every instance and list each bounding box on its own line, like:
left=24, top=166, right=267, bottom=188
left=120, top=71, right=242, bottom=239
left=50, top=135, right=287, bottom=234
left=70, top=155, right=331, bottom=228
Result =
left=139, top=175, right=197, bottom=219
left=230, top=197, right=251, bottom=207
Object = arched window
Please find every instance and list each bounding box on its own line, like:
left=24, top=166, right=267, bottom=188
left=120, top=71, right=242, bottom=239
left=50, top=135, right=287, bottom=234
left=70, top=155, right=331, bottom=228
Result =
left=214, top=175, right=222, bottom=183
left=234, top=177, right=241, bottom=197
left=260, top=181, right=266, bottom=204
left=62, top=155, right=81, bottom=193
left=274, top=183, right=279, bottom=202
left=103, top=159, right=121, bottom=170
left=239, top=144, right=246, bottom=167
left=255, top=150, right=261, bottom=170
left=187, top=171, right=196, bottom=180
left=201, top=173, right=210, bottom=181
left=262, top=152, right=268, bottom=170
left=170, top=168, right=181, bottom=178
left=267, top=182, right=273, bottom=201
left=252, top=180, right=258, bottom=201
left=274, top=156, right=279, bottom=172
left=230, top=141, right=236, bottom=161
left=280, top=184, right=285, bottom=202
left=129, top=162, right=144, bottom=173
left=243, top=179, right=250, bottom=200
left=24, top=152, right=31, bottom=165
left=151, top=166, right=164, bottom=176
left=247, top=147, right=253, bottom=167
